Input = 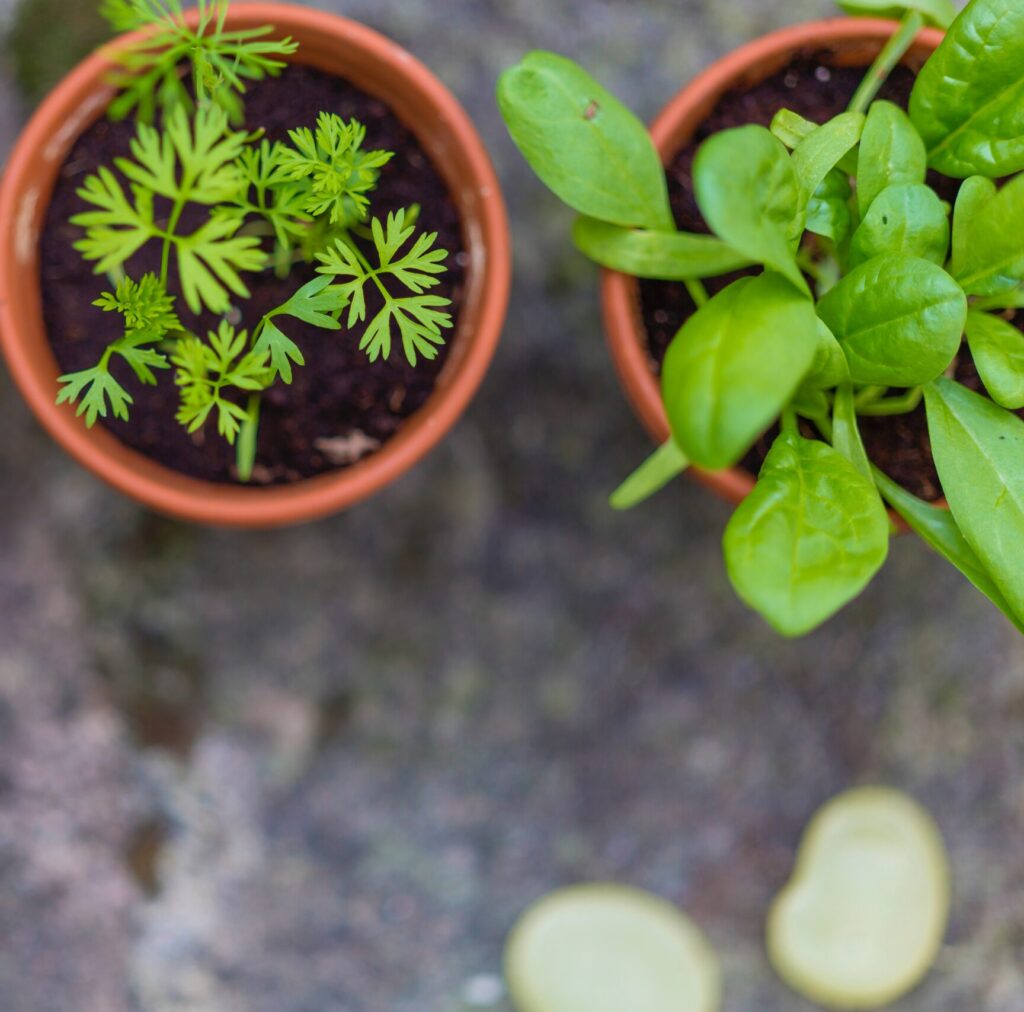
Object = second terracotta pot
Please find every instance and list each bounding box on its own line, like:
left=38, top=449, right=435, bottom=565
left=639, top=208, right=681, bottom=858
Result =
left=0, top=3, right=511, bottom=527
left=601, top=17, right=945, bottom=507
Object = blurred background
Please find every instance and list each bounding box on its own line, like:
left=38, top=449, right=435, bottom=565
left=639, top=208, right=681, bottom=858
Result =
left=0, top=0, right=1021, bottom=1010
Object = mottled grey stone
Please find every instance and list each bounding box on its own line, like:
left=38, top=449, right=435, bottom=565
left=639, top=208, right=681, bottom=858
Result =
left=0, top=1, right=1018, bottom=1011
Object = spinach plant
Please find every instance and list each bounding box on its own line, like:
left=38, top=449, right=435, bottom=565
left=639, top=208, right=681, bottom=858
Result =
left=58, top=0, right=453, bottom=481
left=499, top=0, right=1024, bottom=636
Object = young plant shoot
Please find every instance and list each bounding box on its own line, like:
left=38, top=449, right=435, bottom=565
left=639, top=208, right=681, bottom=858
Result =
left=59, top=0, right=453, bottom=481
left=498, top=0, right=1024, bottom=636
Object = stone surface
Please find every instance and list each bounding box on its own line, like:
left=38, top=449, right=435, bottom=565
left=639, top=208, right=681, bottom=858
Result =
left=2, top=2, right=1021, bottom=1012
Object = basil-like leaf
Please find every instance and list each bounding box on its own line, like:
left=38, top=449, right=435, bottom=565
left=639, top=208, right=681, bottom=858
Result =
left=723, top=433, right=890, bottom=637
left=693, top=126, right=808, bottom=294
left=849, top=183, right=950, bottom=267
left=924, top=378, right=1024, bottom=621
left=857, top=101, right=927, bottom=216
left=833, top=383, right=872, bottom=482
left=910, top=0, right=1024, bottom=177
left=837, top=0, right=956, bottom=27
left=817, top=254, right=967, bottom=386
left=951, top=177, right=997, bottom=279
left=964, top=310, right=1024, bottom=410
left=807, top=170, right=853, bottom=243
left=872, top=467, right=1024, bottom=632
left=497, top=52, right=674, bottom=229
left=571, top=217, right=752, bottom=280
left=610, top=439, right=689, bottom=510
left=952, top=174, right=1024, bottom=297
left=662, top=273, right=819, bottom=470
left=791, top=112, right=865, bottom=206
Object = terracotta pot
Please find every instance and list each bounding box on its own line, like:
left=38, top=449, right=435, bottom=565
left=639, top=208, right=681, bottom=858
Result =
left=0, top=3, right=511, bottom=527
left=601, top=17, right=945, bottom=507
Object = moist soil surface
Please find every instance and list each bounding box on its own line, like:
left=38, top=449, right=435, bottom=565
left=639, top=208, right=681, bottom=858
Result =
left=41, top=65, right=467, bottom=485
left=639, top=56, right=1015, bottom=502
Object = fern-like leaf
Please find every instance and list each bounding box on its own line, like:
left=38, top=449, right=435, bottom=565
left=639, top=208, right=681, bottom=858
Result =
left=94, top=273, right=181, bottom=334
left=315, top=208, right=453, bottom=364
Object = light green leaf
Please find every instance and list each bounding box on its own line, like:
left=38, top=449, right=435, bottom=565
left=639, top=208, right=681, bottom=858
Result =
left=693, top=125, right=808, bottom=294
left=849, top=183, right=950, bottom=266
left=804, top=320, right=850, bottom=389
left=951, top=176, right=996, bottom=278
left=610, top=439, right=690, bottom=510
left=723, top=433, right=889, bottom=637
left=571, top=217, right=752, bottom=280
left=253, top=318, right=304, bottom=385
left=873, top=467, right=1024, bottom=631
left=924, top=377, right=1024, bottom=622
left=964, top=311, right=1024, bottom=410
left=497, top=51, right=673, bottom=230
left=837, top=0, right=956, bottom=28
left=806, top=170, right=853, bottom=243
left=952, top=174, right=1024, bottom=297
left=817, top=254, right=967, bottom=386
left=857, top=101, right=927, bottom=217
left=176, top=215, right=266, bottom=314
left=910, top=0, right=1024, bottom=177
left=791, top=112, right=864, bottom=206
left=832, top=383, right=872, bottom=482
left=661, top=273, right=819, bottom=470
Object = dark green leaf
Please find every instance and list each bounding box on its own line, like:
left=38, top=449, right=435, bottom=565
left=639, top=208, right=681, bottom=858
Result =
left=497, top=52, right=673, bottom=229
left=661, top=273, right=819, bottom=469
left=849, top=183, right=950, bottom=266
left=924, top=377, right=1024, bottom=621
left=571, top=217, right=752, bottom=280
left=964, top=310, right=1024, bottom=410
left=693, top=125, right=808, bottom=294
left=723, top=433, right=889, bottom=637
left=817, top=254, right=967, bottom=386
left=857, top=101, right=927, bottom=216
left=910, top=0, right=1024, bottom=177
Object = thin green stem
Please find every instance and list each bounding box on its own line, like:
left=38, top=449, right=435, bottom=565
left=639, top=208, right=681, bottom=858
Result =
left=848, top=11, right=925, bottom=115
left=781, top=405, right=799, bottom=436
left=857, top=386, right=923, bottom=416
left=684, top=278, right=710, bottom=309
left=160, top=198, right=187, bottom=287
left=854, top=385, right=888, bottom=409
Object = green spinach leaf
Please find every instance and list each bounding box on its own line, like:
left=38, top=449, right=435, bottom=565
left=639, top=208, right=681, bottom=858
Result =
left=817, top=254, right=966, bottom=386
left=857, top=100, right=927, bottom=217
left=964, top=310, right=1024, bottom=410
left=662, top=273, right=819, bottom=469
left=849, top=183, right=950, bottom=266
left=724, top=433, right=890, bottom=637
left=497, top=52, right=674, bottom=229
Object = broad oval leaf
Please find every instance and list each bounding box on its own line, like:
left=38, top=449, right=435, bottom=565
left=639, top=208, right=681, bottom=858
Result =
left=806, top=170, right=853, bottom=243
left=804, top=319, right=850, bottom=389
left=571, top=217, right=752, bottom=280
left=693, top=125, right=808, bottom=294
left=816, top=254, right=967, bottom=386
left=838, top=0, right=956, bottom=27
left=910, top=0, right=1024, bottom=177
left=924, top=377, right=1024, bottom=621
left=723, top=433, right=890, bottom=637
left=872, top=466, right=1024, bottom=631
left=964, top=311, right=1024, bottom=410
left=849, top=183, right=950, bottom=267
left=952, top=173, right=1024, bottom=296
left=661, top=273, right=819, bottom=470
left=497, top=52, right=674, bottom=230
left=951, top=176, right=996, bottom=278
left=857, top=101, right=927, bottom=216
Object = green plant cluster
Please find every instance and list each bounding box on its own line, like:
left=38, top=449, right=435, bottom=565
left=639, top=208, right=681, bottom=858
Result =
left=59, top=0, right=453, bottom=481
left=499, top=0, right=1024, bottom=636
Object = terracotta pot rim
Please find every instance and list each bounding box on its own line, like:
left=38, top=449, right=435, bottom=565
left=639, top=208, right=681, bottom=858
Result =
left=0, top=2, right=511, bottom=527
left=600, top=16, right=946, bottom=509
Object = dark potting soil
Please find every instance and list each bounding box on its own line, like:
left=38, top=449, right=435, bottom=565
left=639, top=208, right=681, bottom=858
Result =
left=41, top=65, right=467, bottom=485
left=638, top=56, right=1014, bottom=501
